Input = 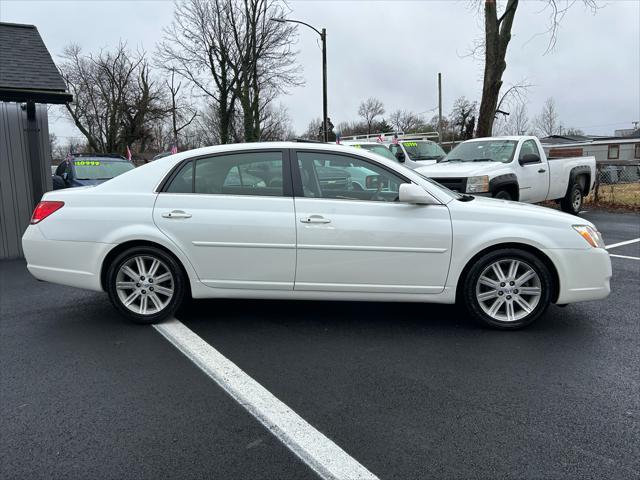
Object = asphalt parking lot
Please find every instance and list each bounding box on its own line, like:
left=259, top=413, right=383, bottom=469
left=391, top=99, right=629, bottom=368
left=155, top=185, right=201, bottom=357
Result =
left=1, top=210, right=638, bottom=480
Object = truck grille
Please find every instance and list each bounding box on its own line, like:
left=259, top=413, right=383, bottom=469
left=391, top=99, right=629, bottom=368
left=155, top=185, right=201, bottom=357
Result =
left=431, top=177, right=467, bottom=193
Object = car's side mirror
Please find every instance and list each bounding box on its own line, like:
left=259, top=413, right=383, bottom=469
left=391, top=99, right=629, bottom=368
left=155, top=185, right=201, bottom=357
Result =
left=395, top=151, right=406, bottom=163
left=399, top=183, right=439, bottom=205
left=519, top=153, right=540, bottom=166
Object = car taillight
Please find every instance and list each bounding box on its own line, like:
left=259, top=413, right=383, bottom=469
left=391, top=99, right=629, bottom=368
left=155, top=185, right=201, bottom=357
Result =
left=30, top=201, right=64, bottom=224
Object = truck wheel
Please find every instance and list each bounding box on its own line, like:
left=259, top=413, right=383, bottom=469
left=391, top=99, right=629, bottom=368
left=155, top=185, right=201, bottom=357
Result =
left=106, top=246, right=185, bottom=324
left=561, top=183, right=583, bottom=215
left=462, top=249, right=553, bottom=329
left=493, top=190, right=512, bottom=200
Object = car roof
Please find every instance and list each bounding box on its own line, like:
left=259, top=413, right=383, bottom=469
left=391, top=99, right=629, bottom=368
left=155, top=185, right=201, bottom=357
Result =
left=93, top=141, right=454, bottom=204
left=340, top=140, right=383, bottom=145
left=461, top=136, right=536, bottom=143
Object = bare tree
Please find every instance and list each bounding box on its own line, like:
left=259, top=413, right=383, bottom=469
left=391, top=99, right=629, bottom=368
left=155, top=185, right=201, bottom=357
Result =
left=503, top=102, right=530, bottom=135
left=389, top=110, right=425, bottom=133
left=158, top=0, right=239, bottom=144
left=358, top=97, right=385, bottom=134
left=335, top=120, right=368, bottom=137
left=165, top=69, right=198, bottom=149
left=158, top=0, right=300, bottom=144
left=260, top=103, right=294, bottom=140
left=60, top=43, right=165, bottom=154
left=450, top=96, right=477, bottom=139
left=302, top=118, right=322, bottom=140
left=535, top=97, right=559, bottom=137
left=475, top=0, right=598, bottom=136
left=226, top=0, right=301, bottom=141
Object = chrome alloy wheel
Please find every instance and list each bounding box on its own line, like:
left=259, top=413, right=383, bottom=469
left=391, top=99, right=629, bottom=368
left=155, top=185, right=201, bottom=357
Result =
left=115, top=255, right=174, bottom=315
left=475, top=258, right=542, bottom=322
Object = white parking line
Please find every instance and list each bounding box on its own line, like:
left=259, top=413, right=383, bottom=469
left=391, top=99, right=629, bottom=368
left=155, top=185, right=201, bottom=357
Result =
left=605, top=238, right=640, bottom=249
left=609, top=254, right=640, bottom=261
left=154, top=318, right=378, bottom=480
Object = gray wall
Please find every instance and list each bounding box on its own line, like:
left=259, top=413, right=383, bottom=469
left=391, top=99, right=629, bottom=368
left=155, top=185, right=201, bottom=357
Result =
left=0, top=102, right=52, bottom=259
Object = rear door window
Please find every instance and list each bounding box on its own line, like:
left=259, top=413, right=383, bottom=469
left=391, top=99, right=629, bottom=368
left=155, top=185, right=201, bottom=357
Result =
left=194, top=151, right=284, bottom=196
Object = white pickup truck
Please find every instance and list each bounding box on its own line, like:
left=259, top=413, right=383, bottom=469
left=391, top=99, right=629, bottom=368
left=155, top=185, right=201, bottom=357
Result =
left=414, top=136, right=596, bottom=215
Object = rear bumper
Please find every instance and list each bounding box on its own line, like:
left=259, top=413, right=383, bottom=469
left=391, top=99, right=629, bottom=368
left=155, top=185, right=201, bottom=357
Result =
left=22, top=225, right=113, bottom=292
left=542, top=247, right=612, bottom=304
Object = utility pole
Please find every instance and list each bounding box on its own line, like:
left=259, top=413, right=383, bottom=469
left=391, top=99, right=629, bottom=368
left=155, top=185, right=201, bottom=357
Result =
left=321, top=28, right=328, bottom=142
left=271, top=18, right=328, bottom=142
left=437, top=73, right=443, bottom=141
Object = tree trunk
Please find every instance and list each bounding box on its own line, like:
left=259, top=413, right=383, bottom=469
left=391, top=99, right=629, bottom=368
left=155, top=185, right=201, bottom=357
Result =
left=476, top=0, right=518, bottom=138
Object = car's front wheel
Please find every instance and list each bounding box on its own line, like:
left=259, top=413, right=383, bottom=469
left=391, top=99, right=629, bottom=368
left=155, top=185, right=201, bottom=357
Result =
left=462, top=249, right=553, bottom=329
left=106, top=246, right=185, bottom=324
left=493, top=189, right=512, bottom=200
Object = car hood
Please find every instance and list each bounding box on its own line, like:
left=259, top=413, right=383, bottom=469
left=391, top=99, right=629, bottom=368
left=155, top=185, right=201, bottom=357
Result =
left=456, top=195, right=595, bottom=228
left=415, top=161, right=507, bottom=178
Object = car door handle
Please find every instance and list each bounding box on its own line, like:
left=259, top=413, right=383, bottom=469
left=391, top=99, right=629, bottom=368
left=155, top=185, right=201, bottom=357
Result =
left=538, top=169, right=546, bottom=173
left=300, top=215, right=331, bottom=224
left=162, top=210, right=192, bottom=219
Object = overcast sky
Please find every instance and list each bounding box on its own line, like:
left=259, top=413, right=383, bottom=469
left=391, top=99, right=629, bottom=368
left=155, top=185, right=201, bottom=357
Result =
left=1, top=0, right=639, bottom=142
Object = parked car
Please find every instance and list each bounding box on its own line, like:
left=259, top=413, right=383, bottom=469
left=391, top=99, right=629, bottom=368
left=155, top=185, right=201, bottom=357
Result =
left=415, top=136, right=597, bottom=215
left=386, top=137, right=447, bottom=168
left=341, top=132, right=446, bottom=168
left=23, top=142, right=611, bottom=330
left=52, top=154, right=135, bottom=190
left=340, top=141, right=397, bottom=161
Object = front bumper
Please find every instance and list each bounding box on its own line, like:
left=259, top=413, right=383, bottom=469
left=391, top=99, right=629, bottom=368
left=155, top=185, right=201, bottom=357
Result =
left=542, top=247, right=612, bottom=304
left=22, top=225, right=113, bottom=292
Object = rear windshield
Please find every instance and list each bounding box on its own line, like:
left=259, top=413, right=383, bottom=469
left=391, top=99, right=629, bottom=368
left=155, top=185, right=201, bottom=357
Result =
left=401, top=141, right=446, bottom=161
left=72, top=159, right=134, bottom=180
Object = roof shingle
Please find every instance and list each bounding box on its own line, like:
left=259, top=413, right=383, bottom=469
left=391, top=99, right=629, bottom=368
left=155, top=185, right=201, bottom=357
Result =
left=0, top=22, right=71, bottom=103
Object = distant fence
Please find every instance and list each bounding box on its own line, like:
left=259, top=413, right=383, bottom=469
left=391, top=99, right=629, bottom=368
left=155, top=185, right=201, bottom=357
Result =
left=586, top=162, right=640, bottom=207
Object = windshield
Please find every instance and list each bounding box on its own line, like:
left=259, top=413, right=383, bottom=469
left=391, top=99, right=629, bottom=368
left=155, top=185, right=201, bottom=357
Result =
left=401, top=141, right=446, bottom=161
left=357, top=144, right=397, bottom=161
left=72, top=159, right=134, bottom=180
left=442, top=140, right=517, bottom=163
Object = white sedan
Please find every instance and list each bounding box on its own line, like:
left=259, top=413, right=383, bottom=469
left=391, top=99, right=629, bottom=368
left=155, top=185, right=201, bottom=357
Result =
left=22, top=142, right=612, bottom=329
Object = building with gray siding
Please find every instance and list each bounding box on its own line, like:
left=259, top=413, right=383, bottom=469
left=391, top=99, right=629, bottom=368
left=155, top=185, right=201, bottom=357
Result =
left=0, top=22, right=72, bottom=259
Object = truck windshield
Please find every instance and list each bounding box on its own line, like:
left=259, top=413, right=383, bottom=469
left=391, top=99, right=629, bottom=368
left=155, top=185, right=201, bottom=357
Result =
left=73, top=159, right=135, bottom=180
left=402, top=141, right=446, bottom=161
left=441, top=140, right=517, bottom=163
left=358, top=144, right=397, bottom=161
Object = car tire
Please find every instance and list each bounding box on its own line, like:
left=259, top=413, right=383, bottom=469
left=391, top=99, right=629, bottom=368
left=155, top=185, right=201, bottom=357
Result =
left=493, top=190, right=512, bottom=200
left=560, top=182, right=583, bottom=215
left=106, top=246, right=186, bottom=324
left=462, top=248, right=553, bottom=330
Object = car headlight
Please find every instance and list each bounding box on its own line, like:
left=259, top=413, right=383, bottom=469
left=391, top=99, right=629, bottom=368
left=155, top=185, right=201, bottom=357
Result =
left=466, top=175, right=489, bottom=193
left=573, top=225, right=605, bottom=248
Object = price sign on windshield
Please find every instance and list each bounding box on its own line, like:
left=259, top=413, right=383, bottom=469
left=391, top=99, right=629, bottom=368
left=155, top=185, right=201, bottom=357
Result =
left=74, top=160, right=101, bottom=166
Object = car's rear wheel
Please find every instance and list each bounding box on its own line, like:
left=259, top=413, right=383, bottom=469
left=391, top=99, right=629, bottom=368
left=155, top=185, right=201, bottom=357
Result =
left=561, top=182, right=583, bottom=215
left=106, top=246, right=185, bottom=324
left=462, top=249, right=553, bottom=329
